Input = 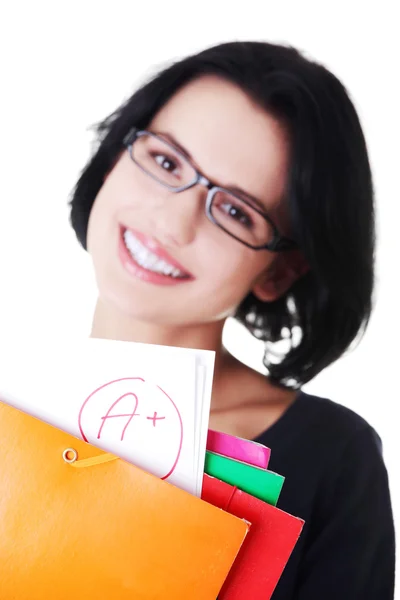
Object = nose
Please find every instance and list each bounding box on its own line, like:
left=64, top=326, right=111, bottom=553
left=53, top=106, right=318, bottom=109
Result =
left=149, top=187, right=205, bottom=248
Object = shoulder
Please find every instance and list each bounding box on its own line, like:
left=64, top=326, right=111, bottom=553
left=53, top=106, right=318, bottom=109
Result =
left=285, top=392, right=390, bottom=512
left=270, top=391, right=396, bottom=599
left=258, top=389, right=386, bottom=490
left=297, top=393, right=395, bottom=553
left=298, top=390, right=387, bottom=477
left=268, top=388, right=393, bottom=532
left=290, top=389, right=382, bottom=454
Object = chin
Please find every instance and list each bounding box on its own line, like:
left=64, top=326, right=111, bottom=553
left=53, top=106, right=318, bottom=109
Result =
left=92, top=256, right=241, bottom=329
left=97, top=284, right=219, bottom=329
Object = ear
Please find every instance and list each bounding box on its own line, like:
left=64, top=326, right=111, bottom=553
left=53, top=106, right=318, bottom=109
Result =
left=252, top=250, right=309, bottom=303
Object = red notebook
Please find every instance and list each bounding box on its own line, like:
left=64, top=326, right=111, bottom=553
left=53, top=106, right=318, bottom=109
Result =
left=202, top=474, right=304, bottom=599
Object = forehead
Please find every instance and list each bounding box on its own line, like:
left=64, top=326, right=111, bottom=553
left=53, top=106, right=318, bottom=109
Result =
left=148, top=75, right=290, bottom=210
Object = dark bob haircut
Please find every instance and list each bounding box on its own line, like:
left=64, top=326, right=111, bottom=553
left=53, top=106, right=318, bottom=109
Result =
left=69, top=40, right=375, bottom=388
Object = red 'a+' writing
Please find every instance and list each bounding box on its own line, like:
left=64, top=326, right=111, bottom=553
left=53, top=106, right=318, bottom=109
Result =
left=97, top=392, right=166, bottom=441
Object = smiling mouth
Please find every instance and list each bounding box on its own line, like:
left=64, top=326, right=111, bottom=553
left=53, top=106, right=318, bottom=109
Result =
left=122, top=228, right=192, bottom=280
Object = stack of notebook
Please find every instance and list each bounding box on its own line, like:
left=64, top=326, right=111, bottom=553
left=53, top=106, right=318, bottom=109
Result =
left=202, top=429, right=305, bottom=599
left=0, top=338, right=304, bottom=598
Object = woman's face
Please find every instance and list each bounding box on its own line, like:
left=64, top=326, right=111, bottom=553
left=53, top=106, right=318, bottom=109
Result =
left=87, top=75, right=293, bottom=327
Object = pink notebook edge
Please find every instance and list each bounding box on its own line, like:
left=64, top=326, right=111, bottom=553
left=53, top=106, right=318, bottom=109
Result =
left=207, top=429, right=271, bottom=469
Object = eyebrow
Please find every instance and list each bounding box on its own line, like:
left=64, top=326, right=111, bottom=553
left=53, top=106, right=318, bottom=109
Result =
left=156, top=130, right=272, bottom=214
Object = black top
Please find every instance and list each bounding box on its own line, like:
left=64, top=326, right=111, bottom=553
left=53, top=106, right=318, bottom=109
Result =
left=253, top=390, right=396, bottom=599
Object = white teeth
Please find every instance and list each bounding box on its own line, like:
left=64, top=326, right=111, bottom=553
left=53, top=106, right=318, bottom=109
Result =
left=123, top=230, right=187, bottom=278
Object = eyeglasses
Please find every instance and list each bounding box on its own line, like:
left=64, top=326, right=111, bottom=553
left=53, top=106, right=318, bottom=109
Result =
left=122, top=128, right=297, bottom=251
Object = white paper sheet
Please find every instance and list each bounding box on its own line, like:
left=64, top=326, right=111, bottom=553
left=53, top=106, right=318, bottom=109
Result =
left=0, top=337, right=215, bottom=496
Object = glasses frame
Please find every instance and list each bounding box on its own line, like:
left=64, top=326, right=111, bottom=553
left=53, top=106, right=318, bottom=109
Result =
left=123, top=127, right=297, bottom=252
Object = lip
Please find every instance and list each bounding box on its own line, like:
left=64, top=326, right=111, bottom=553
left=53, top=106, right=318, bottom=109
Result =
left=119, top=226, right=195, bottom=286
left=126, top=227, right=192, bottom=275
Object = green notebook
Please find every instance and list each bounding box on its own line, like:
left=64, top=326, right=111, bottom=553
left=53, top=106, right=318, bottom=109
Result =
left=204, top=450, right=284, bottom=506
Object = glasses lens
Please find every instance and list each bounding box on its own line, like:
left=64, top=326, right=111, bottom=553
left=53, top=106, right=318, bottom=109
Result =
left=210, top=190, right=274, bottom=248
left=132, top=133, right=197, bottom=188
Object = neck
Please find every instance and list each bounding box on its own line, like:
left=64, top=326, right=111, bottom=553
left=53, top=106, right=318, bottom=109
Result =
left=89, top=297, right=261, bottom=413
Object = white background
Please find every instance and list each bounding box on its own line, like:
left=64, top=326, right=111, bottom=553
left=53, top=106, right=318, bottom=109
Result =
left=0, top=1, right=398, bottom=593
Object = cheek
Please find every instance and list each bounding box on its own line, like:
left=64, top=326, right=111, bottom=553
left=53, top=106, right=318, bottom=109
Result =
left=204, top=245, right=269, bottom=297
left=96, top=155, right=138, bottom=214
left=86, top=191, right=106, bottom=253
left=86, top=187, right=119, bottom=263
left=87, top=164, right=130, bottom=241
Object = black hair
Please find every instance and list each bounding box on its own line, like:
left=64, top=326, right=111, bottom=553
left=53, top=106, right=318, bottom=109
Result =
left=69, top=40, right=375, bottom=388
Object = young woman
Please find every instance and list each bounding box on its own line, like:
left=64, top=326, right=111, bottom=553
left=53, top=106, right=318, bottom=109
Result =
left=69, top=41, right=395, bottom=598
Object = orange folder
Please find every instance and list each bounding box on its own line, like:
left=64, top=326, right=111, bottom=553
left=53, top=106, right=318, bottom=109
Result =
left=0, top=400, right=249, bottom=600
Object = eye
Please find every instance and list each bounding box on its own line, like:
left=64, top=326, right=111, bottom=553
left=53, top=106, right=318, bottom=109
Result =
left=152, top=153, right=180, bottom=175
left=220, top=201, right=254, bottom=229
